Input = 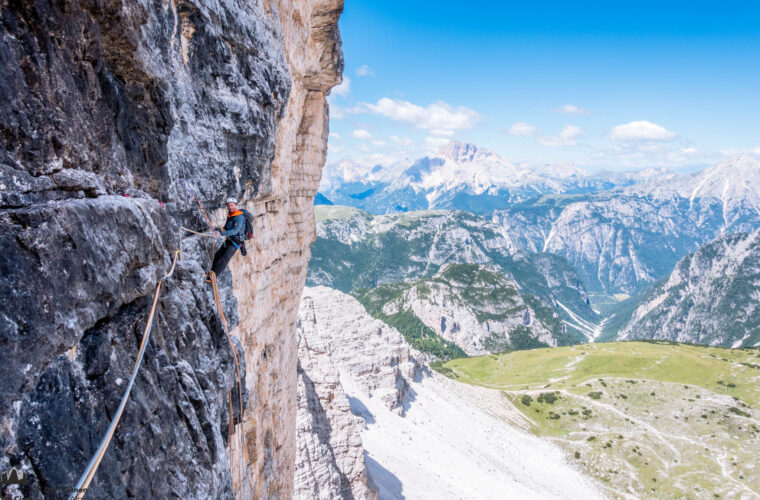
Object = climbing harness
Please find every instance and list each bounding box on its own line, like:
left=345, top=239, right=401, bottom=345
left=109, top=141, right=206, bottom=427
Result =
left=69, top=249, right=180, bottom=500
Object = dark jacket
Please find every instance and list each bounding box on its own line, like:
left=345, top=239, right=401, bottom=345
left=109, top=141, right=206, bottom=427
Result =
left=218, top=211, right=245, bottom=244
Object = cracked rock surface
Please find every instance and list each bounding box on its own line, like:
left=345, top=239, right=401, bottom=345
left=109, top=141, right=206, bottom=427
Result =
left=294, top=286, right=423, bottom=499
left=1, top=0, right=342, bottom=498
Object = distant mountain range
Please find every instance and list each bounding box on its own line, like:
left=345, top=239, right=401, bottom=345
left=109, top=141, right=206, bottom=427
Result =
left=319, top=141, right=677, bottom=213
left=320, top=143, right=760, bottom=294
left=308, top=206, right=606, bottom=354
left=313, top=143, right=760, bottom=350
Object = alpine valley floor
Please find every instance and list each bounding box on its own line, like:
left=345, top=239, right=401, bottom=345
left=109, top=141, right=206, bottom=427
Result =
left=437, top=341, right=760, bottom=499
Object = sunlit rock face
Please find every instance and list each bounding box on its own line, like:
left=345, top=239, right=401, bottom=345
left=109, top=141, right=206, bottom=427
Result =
left=621, top=228, right=760, bottom=348
left=0, top=0, right=342, bottom=498
left=294, top=286, right=422, bottom=499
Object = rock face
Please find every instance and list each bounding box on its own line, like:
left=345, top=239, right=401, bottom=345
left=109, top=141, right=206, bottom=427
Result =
left=397, top=265, right=558, bottom=355
left=294, top=286, right=420, bottom=499
left=620, top=229, right=760, bottom=347
left=493, top=157, right=760, bottom=294
left=1, top=1, right=342, bottom=499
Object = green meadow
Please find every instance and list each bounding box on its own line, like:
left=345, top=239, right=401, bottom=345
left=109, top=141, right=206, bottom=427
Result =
left=436, top=341, right=760, bottom=499
left=314, top=205, right=369, bottom=223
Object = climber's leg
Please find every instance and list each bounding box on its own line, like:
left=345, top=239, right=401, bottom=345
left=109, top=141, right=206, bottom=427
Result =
left=211, top=241, right=238, bottom=277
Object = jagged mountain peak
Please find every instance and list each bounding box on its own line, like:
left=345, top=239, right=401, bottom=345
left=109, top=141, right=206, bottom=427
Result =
left=687, top=155, right=760, bottom=197
left=436, top=140, right=494, bottom=163
left=697, top=155, right=760, bottom=187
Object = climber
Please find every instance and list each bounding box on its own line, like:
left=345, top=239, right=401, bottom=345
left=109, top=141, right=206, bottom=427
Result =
left=207, top=197, right=246, bottom=281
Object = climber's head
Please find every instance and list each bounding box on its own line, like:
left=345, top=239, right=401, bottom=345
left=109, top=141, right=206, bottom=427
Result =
left=226, top=197, right=238, bottom=214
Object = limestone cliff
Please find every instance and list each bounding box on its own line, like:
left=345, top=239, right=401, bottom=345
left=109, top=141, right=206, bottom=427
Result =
left=0, top=0, right=342, bottom=498
left=294, top=286, right=421, bottom=499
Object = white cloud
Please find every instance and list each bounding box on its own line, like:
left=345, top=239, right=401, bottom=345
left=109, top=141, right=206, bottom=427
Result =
left=351, top=152, right=399, bottom=169
left=372, top=139, right=387, bottom=146
left=390, top=135, right=414, bottom=146
left=585, top=139, right=717, bottom=169
left=330, top=105, right=345, bottom=119
left=430, top=128, right=455, bottom=137
left=331, top=76, right=351, bottom=97
left=509, top=122, right=582, bottom=147
left=537, top=125, right=583, bottom=147
left=425, top=136, right=451, bottom=149
left=356, top=64, right=375, bottom=77
left=553, top=104, right=591, bottom=115
left=351, top=129, right=373, bottom=140
left=358, top=98, right=479, bottom=134
left=610, top=120, right=676, bottom=141
left=507, top=122, right=539, bottom=138
left=329, top=132, right=342, bottom=140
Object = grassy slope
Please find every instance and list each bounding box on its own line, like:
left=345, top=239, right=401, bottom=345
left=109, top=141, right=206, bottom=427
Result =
left=314, top=205, right=368, bottom=223
left=438, top=341, right=760, bottom=499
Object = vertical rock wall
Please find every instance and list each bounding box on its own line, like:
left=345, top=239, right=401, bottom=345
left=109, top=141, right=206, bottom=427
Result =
left=0, top=0, right=342, bottom=498
left=226, top=0, right=343, bottom=497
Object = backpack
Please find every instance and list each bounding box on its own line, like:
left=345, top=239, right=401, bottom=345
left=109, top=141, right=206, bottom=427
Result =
left=241, top=209, right=254, bottom=241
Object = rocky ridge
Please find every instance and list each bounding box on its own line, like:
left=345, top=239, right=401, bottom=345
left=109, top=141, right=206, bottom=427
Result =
left=493, top=182, right=760, bottom=294
left=294, top=287, right=605, bottom=499
left=620, top=228, right=760, bottom=347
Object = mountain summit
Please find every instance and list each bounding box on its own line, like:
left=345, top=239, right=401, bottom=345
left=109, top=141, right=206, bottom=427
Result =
left=437, top=141, right=492, bottom=163
left=320, top=140, right=650, bottom=213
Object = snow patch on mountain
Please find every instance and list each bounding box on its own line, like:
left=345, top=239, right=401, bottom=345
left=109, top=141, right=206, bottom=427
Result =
left=556, top=301, right=604, bottom=341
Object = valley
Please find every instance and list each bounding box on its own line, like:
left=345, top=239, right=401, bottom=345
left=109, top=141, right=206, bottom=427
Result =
left=308, top=205, right=598, bottom=354
left=310, top=145, right=760, bottom=350
left=319, top=144, right=760, bottom=295
left=301, top=146, right=760, bottom=497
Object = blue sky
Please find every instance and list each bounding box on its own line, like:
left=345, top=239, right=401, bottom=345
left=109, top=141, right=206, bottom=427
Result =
left=326, top=1, right=760, bottom=171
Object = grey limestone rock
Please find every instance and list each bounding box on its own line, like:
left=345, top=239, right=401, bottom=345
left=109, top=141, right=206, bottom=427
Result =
left=0, top=0, right=297, bottom=496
